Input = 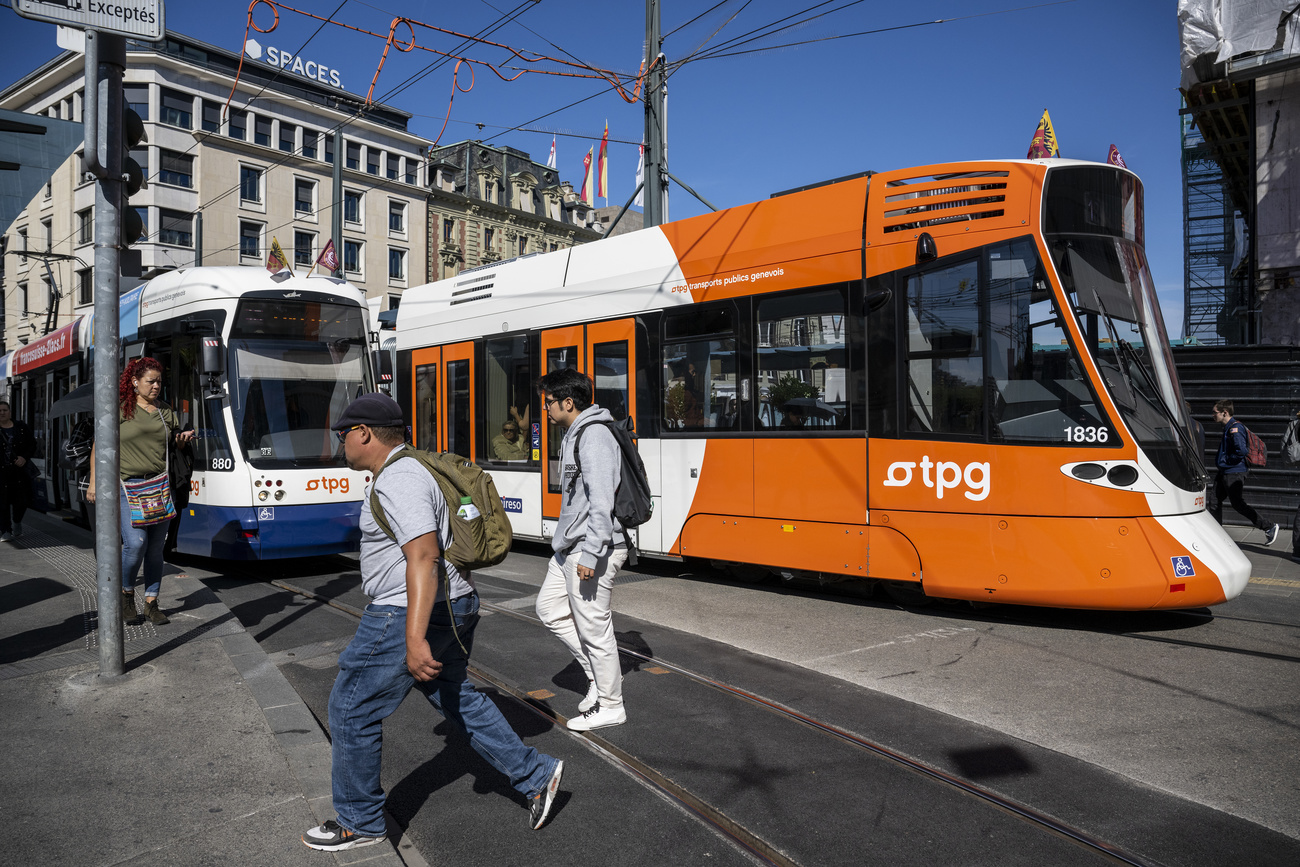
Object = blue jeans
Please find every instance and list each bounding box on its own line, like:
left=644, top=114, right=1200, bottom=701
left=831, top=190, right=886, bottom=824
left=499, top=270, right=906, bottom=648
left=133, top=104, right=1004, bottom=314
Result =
left=328, top=593, right=558, bottom=837
left=119, top=486, right=168, bottom=597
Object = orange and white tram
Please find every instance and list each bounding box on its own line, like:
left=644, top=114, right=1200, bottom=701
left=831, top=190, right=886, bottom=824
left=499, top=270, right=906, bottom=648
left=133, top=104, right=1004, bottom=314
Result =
left=394, top=159, right=1249, bottom=610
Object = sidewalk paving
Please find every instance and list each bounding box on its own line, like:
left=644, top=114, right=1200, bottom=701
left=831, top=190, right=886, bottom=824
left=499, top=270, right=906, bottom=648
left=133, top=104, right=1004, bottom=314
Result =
left=1, top=509, right=1293, bottom=867
left=0, top=510, right=426, bottom=867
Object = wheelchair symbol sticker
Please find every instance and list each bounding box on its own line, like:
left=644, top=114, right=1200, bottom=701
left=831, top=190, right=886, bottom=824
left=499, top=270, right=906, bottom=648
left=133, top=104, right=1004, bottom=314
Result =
left=258, top=507, right=275, bottom=521
left=1170, top=556, right=1194, bottom=578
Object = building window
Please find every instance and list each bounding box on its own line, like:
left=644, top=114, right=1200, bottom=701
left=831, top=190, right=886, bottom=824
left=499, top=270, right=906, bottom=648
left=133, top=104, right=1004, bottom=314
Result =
left=201, top=100, right=221, bottom=132
left=405, top=157, right=417, bottom=185
left=443, top=219, right=454, bottom=245
left=295, top=179, right=315, bottom=215
left=386, top=154, right=399, bottom=180
left=41, top=218, right=52, bottom=252
left=388, top=294, right=401, bottom=310
left=17, top=228, right=26, bottom=262
left=367, top=148, right=380, bottom=176
left=517, top=235, right=526, bottom=257
left=279, top=123, right=295, bottom=153
left=129, top=146, right=149, bottom=180
left=159, top=150, right=194, bottom=187
left=346, top=141, right=360, bottom=170
left=343, top=239, right=362, bottom=274
left=388, top=200, right=405, bottom=234
left=158, top=209, right=193, bottom=247
left=484, top=226, right=495, bottom=250
left=18, top=282, right=27, bottom=314
left=239, top=221, right=261, bottom=258
left=294, top=231, right=314, bottom=266
left=229, top=108, right=247, bottom=140
left=135, top=207, right=149, bottom=240
left=77, top=209, right=93, bottom=244
left=240, top=165, right=263, bottom=204
left=77, top=268, right=93, bottom=305
left=124, top=84, right=149, bottom=120
left=388, top=248, right=405, bottom=280
left=302, top=128, right=318, bottom=159
left=254, top=116, right=272, bottom=147
left=343, top=190, right=362, bottom=225
left=160, top=88, right=192, bottom=128
left=324, top=135, right=334, bottom=164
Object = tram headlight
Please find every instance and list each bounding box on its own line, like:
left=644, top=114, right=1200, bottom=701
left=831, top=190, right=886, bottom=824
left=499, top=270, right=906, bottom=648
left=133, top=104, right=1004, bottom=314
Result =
left=274, top=490, right=285, bottom=501
left=258, top=490, right=269, bottom=501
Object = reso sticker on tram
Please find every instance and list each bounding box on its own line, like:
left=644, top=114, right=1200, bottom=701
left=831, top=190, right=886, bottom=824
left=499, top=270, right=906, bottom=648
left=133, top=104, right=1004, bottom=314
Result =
left=1170, top=556, right=1195, bottom=578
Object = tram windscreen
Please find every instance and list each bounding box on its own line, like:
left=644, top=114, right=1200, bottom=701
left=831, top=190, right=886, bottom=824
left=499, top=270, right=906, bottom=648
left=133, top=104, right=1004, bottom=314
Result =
left=1044, top=166, right=1203, bottom=492
left=229, top=300, right=369, bottom=468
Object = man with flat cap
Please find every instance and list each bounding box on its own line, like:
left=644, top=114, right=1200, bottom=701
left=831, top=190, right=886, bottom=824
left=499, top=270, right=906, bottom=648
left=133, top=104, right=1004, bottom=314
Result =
left=302, top=393, right=564, bottom=852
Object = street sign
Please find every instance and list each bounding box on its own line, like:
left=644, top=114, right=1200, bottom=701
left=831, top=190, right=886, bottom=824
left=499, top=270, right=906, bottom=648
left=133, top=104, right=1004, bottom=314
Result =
left=15, top=0, right=165, bottom=42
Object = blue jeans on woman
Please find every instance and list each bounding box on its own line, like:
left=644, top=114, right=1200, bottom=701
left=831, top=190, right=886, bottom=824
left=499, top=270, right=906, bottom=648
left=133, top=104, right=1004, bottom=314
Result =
left=119, top=485, right=168, bottom=596
left=328, top=592, right=558, bottom=837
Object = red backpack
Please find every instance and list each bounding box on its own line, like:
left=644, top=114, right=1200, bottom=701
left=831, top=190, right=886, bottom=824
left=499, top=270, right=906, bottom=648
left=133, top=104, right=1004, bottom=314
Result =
left=1244, top=425, right=1267, bottom=468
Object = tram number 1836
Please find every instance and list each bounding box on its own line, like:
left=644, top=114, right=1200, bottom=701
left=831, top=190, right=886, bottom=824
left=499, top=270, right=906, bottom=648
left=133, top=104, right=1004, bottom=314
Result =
left=1064, top=426, right=1110, bottom=443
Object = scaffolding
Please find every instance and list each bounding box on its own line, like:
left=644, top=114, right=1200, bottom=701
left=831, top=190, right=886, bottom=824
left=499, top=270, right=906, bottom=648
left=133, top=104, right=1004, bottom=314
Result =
left=1181, top=82, right=1255, bottom=345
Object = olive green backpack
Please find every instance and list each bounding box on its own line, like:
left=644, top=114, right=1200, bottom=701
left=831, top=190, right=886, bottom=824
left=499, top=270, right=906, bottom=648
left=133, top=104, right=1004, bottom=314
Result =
left=369, top=446, right=513, bottom=572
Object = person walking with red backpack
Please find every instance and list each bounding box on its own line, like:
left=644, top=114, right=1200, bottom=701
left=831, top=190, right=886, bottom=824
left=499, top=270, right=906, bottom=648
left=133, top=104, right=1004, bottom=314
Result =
left=1211, top=400, right=1279, bottom=546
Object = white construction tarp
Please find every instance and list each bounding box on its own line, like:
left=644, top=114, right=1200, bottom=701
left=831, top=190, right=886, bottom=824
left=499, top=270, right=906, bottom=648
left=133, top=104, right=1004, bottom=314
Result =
left=1179, top=0, right=1299, bottom=86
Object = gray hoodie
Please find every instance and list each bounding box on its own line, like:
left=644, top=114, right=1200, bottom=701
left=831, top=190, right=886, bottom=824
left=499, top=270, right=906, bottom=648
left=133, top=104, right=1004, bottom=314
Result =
left=553, top=404, right=624, bottom=570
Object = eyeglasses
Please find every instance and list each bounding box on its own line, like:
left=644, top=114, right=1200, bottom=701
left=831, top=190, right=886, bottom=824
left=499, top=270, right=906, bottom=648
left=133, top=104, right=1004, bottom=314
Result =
left=336, top=425, right=361, bottom=444
left=544, top=397, right=561, bottom=408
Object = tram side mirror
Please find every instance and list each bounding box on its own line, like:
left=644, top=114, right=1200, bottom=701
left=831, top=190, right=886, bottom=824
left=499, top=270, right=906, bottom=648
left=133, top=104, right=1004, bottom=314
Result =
left=864, top=287, right=892, bottom=313
left=202, top=337, right=225, bottom=397
left=916, top=231, right=937, bottom=263
left=373, top=350, right=393, bottom=390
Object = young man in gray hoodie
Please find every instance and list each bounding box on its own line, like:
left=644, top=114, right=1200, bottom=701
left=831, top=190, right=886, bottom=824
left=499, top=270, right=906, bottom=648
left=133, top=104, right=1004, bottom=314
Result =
left=535, top=368, right=629, bottom=731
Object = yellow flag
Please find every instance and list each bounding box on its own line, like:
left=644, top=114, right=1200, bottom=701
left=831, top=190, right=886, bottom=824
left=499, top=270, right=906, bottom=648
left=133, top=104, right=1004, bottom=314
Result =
left=1026, top=110, right=1060, bottom=159
left=267, top=236, right=289, bottom=273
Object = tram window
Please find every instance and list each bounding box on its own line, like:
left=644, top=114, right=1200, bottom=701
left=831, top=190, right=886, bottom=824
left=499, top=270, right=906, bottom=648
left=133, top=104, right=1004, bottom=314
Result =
left=662, top=338, right=736, bottom=432
left=756, top=289, right=849, bottom=431
left=986, top=238, right=1109, bottom=443
left=592, top=341, right=629, bottom=422
left=545, top=346, right=578, bottom=493
left=484, top=336, right=536, bottom=464
left=905, top=258, right=983, bottom=437
left=446, top=359, right=471, bottom=459
left=415, top=364, right=437, bottom=451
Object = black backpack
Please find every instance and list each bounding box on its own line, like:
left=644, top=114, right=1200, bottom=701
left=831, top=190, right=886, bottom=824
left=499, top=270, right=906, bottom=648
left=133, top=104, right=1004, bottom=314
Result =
left=567, top=417, right=654, bottom=565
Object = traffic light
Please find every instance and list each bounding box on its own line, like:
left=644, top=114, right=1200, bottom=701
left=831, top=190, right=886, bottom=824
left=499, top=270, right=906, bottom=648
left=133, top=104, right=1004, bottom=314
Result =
left=119, top=105, right=145, bottom=277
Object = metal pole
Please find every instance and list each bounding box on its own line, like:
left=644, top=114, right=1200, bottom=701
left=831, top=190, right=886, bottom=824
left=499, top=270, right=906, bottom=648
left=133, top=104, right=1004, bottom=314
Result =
left=643, top=0, right=666, bottom=227
left=332, top=128, right=343, bottom=276
left=194, top=211, right=202, bottom=266
left=85, top=30, right=125, bottom=677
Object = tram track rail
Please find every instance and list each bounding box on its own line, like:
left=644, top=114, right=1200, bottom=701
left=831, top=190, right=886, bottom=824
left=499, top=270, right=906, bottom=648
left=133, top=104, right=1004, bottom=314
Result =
left=266, top=574, right=1164, bottom=867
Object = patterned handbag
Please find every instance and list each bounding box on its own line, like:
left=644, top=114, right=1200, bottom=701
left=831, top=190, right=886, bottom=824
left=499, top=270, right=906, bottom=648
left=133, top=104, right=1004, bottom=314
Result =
left=122, top=469, right=175, bottom=527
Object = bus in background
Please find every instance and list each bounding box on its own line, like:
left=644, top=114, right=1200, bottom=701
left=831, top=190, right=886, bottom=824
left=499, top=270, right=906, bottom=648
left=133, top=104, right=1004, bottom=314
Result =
left=393, top=159, right=1249, bottom=611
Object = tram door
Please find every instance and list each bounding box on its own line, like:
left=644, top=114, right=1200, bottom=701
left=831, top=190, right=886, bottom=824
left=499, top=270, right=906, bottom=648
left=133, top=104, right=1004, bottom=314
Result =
left=409, top=342, right=475, bottom=458
left=539, top=320, right=636, bottom=522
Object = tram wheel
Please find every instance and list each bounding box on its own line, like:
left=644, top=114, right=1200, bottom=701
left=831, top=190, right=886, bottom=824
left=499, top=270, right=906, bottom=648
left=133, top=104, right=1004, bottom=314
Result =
left=727, top=563, right=771, bottom=584
left=881, top=580, right=932, bottom=607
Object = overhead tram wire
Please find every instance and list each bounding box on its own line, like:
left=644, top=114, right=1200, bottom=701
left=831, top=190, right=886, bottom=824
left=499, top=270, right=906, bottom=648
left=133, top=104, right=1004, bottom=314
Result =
left=663, top=0, right=744, bottom=39
left=669, top=0, right=866, bottom=72
left=679, top=0, right=1079, bottom=66
left=195, top=1, right=540, bottom=260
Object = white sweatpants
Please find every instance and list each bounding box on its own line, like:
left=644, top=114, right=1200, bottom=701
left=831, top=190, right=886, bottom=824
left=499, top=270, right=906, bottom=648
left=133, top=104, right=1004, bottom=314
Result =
left=535, top=548, right=629, bottom=709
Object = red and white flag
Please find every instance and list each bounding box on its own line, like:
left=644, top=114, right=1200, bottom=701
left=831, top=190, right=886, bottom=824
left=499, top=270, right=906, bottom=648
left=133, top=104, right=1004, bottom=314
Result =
left=1106, top=144, right=1128, bottom=168
left=634, top=142, right=644, bottom=207
left=580, top=147, right=594, bottom=205
left=597, top=121, right=609, bottom=201
left=315, top=238, right=339, bottom=273
left=546, top=136, right=556, bottom=169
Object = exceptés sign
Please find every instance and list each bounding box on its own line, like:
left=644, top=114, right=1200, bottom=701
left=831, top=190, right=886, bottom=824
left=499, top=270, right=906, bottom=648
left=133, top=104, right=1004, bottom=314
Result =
left=15, top=0, right=165, bottom=41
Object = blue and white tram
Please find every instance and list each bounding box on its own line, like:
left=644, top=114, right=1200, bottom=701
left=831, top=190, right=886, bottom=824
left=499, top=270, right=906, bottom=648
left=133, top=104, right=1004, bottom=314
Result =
left=127, top=266, right=375, bottom=559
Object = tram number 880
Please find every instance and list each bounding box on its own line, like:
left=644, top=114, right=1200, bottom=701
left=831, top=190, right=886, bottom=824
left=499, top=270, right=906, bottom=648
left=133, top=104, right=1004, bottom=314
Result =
left=210, top=456, right=234, bottom=470
left=1064, top=426, right=1109, bottom=443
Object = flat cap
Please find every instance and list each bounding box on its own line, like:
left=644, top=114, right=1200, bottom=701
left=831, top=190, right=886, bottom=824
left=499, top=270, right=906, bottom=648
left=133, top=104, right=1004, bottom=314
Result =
left=332, top=393, right=405, bottom=430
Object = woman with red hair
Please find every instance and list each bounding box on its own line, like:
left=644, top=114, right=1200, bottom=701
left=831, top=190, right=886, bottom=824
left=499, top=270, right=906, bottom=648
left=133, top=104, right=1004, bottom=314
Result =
left=87, top=358, right=193, bottom=625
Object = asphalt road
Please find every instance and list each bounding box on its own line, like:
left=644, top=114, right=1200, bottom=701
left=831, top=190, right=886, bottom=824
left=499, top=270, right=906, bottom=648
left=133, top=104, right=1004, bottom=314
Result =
left=188, top=541, right=1300, bottom=867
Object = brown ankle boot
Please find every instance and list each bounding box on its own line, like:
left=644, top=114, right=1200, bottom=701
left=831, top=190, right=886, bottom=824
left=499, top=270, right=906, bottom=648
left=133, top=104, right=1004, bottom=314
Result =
left=144, top=598, right=169, bottom=625
left=121, top=591, right=138, bottom=625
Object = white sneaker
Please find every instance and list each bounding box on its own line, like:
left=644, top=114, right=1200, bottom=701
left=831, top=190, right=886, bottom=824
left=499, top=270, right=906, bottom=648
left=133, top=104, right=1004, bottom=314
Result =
left=1263, top=523, right=1280, bottom=547
left=577, top=681, right=599, bottom=714
left=0, top=533, right=12, bottom=543
left=567, top=703, right=626, bottom=732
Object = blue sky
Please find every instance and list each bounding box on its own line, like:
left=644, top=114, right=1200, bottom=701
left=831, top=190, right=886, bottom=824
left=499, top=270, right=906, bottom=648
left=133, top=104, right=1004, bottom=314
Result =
left=2, top=0, right=1189, bottom=333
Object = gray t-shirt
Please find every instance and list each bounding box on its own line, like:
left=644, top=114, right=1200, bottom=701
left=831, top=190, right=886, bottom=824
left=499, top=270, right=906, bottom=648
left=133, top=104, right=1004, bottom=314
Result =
left=360, top=446, right=471, bottom=607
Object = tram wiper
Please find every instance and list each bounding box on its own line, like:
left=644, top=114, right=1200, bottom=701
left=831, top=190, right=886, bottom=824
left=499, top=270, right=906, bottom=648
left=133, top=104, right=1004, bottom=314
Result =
left=1114, top=339, right=1205, bottom=482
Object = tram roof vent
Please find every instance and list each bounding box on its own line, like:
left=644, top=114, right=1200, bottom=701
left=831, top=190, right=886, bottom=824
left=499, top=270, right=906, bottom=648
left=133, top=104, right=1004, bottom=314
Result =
left=450, top=274, right=494, bottom=306
left=880, top=170, right=1010, bottom=233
